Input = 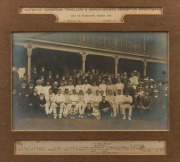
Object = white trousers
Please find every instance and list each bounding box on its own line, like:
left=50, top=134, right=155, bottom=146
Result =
left=78, top=101, right=86, bottom=115
left=121, top=104, right=132, bottom=116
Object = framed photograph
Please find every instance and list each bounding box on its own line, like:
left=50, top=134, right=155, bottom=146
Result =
left=0, top=0, right=179, bottom=161
left=12, top=32, right=168, bottom=131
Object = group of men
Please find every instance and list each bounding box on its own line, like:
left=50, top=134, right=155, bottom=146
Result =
left=12, top=67, right=168, bottom=121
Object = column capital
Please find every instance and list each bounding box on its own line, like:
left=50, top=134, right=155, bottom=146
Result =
left=114, top=56, right=120, bottom=65
left=24, top=43, right=35, bottom=50
left=143, top=59, right=148, bottom=63
left=80, top=51, right=87, bottom=56
left=114, top=55, right=120, bottom=60
left=24, top=43, right=35, bottom=57
left=80, top=51, right=87, bottom=62
left=143, top=60, right=148, bottom=67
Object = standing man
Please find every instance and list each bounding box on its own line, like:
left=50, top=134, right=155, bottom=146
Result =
left=115, top=78, right=124, bottom=95
left=106, top=80, right=115, bottom=95
left=75, top=80, right=84, bottom=94
left=139, top=91, right=152, bottom=120
left=12, top=67, right=19, bottom=89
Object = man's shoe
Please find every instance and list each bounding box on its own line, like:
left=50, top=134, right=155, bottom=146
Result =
left=123, top=115, right=126, bottom=120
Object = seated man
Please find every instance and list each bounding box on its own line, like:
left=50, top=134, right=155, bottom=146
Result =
left=68, top=89, right=79, bottom=118
left=68, top=103, right=78, bottom=119
left=121, top=90, right=133, bottom=120
left=52, top=88, right=66, bottom=119
left=106, top=90, right=116, bottom=118
left=28, top=88, right=39, bottom=116
left=45, top=88, right=55, bottom=118
left=84, top=103, right=101, bottom=120
left=99, top=96, right=113, bottom=119
left=37, top=93, right=46, bottom=117
left=63, top=88, right=71, bottom=117
left=78, top=90, right=86, bottom=118
left=115, top=89, right=124, bottom=116
left=84, top=88, right=94, bottom=106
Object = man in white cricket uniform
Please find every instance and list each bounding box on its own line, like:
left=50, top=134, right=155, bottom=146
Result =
left=83, top=80, right=92, bottom=94
left=63, top=88, right=71, bottom=117
left=75, top=80, right=84, bottom=94
left=84, top=88, right=94, bottom=106
left=45, top=88, right=55, bottom=117
left=93, top=90, right=102, bottom=108
left=78, top=90, right=86, bottom=118
left=68, top=89, right=79, bottom=118
left=115, top=89, right=124, bottom=115
left=43, top=81, right=52, bottom=96
left=106, top=90, right=116, bottom=118
left=58, top=82, right=66, bottom=94
left=99, top=80, right=107, bottom=93
left=52, top=88, right=66, bottom=119
left=35, top=79, right=44, bottom=95
left=106, top=80, right=115, bottom=95
left=121, top=90, right=133, bottom=120
left=129, top=71, right=139, bottom=89
left=91, top=82, right=99, bottom=95
left=65, top=81, right=75, bottom=93
left=115, top=78, right=124, bottom=95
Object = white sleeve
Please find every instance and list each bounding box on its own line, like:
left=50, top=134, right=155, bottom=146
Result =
left=115, top=96, right=118, bottom=104
left=129, top=96, right=133, bottom=103
left=63, top=95, right=65, bottom=103
left=53, top=95, right=57, bottom=103
left=84, top=94, right=87, bottom=103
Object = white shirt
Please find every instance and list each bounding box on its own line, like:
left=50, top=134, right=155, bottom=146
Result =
left=58, top=86, right=66, bottom=94
left=78, top=94, right=85, bottom=102
left=35, top=85, right=44, bottom=95
left=107, top=84, right=115, bottom=93
left=65, top=85, right=75, bottom=92
left=43, top=86, right=51, bottom=95
left=123, top=95, right=133, bottom=104
left=45, top=93, right=55, bottom=102
left=91, top=86, right=99, bottom=95
left=75, top=85, right=84, bottom=93
left=93, top=94, right=102, bottom=103
left=83, top=84, right=92, bottom=93
left=99, top=84, right=107, bottom=92
left=54, top=94, right=65, bottom=103
left=84, top=93, right=94, bottom=103
left=106, top=95, right=116, bottom=104
left=115, top=83, right=124, bottom=91
left=115, top=95, right=124, bottom=104
left=70, top=94, right=79, bottom=103
left=130, top=76, right=139, bottom=85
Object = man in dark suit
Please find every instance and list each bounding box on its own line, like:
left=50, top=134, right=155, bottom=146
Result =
left=84, top=103, right=94, bottom=119
left=99, top=96, right=113, bottom=119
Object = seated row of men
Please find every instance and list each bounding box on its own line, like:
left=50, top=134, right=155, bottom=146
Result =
left=17, top=87, right=135, bottom=120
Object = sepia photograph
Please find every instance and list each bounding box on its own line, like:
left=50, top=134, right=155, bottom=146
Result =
left=12, top=32, right=168, bottom=131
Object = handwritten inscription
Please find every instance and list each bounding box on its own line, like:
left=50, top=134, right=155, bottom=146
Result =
left=15, top=141, right=166, bottom=155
